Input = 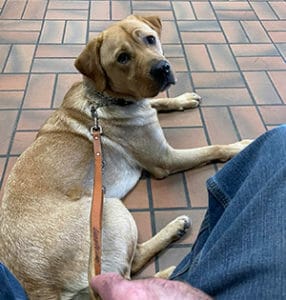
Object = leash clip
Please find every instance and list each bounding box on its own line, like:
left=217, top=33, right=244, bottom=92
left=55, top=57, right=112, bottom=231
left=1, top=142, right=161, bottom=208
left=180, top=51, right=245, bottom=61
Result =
left=90, top=105, right=102, bottom=134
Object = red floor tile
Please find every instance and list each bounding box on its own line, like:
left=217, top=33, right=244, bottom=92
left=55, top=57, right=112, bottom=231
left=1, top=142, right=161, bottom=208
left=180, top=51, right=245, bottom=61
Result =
left=0, top=110, right=18, bottom=154
left=23, top=0, right=47, bottom=20
left=243, top=71, right=282, bottom=104
left=17, top=110, right=54, bottom=131
left=4, top=44, right=35, bottom=73
left=268, top=71, right=286, bottom=103
left=40, top=20, right=65, bottom=44
left=192, top=2, right=216, bottom=20
left=0, top=74, right=28, bottom=90
left=230, top=106, right=266, bottom=139
left=207, top=44, right=238, bottom=71
left=185, top=44, right=213, bottom=71
left=202, top=107, right=239, bottom=144
left=0, top=0, right=26, bottom=19
left=158, top=109, right=202, bottom=127
left=131, top=211, right=152, bottom=243
left=250, top=2, right=278, bottom=20
left=259, top=106, right=286, bottom=125
left=90, top=1, right=110, bottom=21
left=173, top=2, right=195, bottom=20
left=11, top=131, right=37, bottom=155
left=192, top=72, right=244, bottom=88
left=0, top=91, right=23, bottom=108
left=186, top=164, right=215, bottom=208
left=241, top=21, right=270, bottom=43
left=152, top=173, right=187, bottom=209
left=269, top=2, right=286, bottom=19
left=237, top=56, right=286, bottom=71
left=112, top=1, right=132, bottom=20
left=125, top=179, right=149, bottom=210
left=23, top=74, right=55, bottom=108
left=198, top=88, right=253, bottom=106
left=64, top=21, right=87, bottom=44
left=163, top=127, right=208, bottom=149
left=220, top=20, right=249, bottom=43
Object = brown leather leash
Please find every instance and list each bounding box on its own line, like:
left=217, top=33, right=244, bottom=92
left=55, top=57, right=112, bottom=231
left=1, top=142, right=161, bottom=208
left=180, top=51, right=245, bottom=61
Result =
left=89, top=106, right=104, bottom=278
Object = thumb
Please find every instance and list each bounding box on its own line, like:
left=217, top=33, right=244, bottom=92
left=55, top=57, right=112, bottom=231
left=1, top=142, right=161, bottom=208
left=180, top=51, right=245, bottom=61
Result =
left=90, top=273, right=124, bottom=299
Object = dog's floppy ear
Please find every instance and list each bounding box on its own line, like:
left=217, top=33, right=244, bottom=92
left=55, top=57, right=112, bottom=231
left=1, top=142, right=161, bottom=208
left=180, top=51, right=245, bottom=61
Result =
left=134, top=15, right=162, bottom=38
left=74, top=35, right=106, bottom=92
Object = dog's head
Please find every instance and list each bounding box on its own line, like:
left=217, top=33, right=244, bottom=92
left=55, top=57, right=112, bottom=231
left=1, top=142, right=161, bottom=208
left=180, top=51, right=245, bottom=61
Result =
left=75, top=15, right=176, bottom=100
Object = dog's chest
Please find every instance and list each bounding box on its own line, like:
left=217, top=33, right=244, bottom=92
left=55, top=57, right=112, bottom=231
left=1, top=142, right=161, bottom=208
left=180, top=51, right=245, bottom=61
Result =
left=84, top=137, right=142, bottom=199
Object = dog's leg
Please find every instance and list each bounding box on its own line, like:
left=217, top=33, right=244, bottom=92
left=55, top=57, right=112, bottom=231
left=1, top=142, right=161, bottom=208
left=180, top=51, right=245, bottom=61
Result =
left=131, top=215, right=190, bottom=274
left=149, top=92, right=201, bottom=112
left=148, top=139, right=252, bottom=179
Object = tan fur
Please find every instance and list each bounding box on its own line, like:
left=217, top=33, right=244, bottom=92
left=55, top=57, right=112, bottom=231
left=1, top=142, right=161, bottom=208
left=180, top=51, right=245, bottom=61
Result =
left=0, top=15, right=251, bottom=299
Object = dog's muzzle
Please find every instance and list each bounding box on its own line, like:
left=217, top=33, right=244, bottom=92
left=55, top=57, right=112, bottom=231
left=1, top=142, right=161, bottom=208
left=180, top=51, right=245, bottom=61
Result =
left=150, top=60, right=176, bottom=92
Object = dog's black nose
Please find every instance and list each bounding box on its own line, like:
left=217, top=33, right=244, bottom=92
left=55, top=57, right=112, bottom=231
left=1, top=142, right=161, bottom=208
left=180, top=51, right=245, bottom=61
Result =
left=150, top=60, right=171, bottom=78
left=150, top=60, right=175, bottom=91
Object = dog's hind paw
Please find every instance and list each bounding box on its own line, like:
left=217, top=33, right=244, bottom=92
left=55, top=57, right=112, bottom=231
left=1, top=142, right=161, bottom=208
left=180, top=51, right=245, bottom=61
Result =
left=165, top=215, right=191, bottom=241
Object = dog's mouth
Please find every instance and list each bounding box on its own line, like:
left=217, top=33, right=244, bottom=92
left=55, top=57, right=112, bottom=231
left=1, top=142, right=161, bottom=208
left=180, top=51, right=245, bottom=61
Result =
left=150, top=60, right=176, bottom=92
left=159, top=75, right=176, bottom=92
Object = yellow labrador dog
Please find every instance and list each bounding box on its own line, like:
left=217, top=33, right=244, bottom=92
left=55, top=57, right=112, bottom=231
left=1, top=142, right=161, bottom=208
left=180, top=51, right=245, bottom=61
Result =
left=0, top=15, right=251, bottom=299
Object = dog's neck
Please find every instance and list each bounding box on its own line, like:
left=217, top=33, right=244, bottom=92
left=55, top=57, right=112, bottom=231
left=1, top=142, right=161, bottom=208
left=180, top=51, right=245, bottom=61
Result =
left=92, top=89, right=134, bottom=107
left=83, top=79, right=135, bottom=108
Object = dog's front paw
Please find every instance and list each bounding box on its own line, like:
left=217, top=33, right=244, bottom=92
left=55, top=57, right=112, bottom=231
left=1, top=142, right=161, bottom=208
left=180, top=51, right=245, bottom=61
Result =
left=229, top=139, right=253, bottom=153
left=221, top=139, right=253, bottom=161
left=175, top=92, right=202, bottom=110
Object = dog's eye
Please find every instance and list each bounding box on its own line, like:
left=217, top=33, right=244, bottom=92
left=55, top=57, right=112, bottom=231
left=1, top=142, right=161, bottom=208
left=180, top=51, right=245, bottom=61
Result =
left=117, top=53, right=130, bottom=64
left=145, top=35, right=156, bottom=45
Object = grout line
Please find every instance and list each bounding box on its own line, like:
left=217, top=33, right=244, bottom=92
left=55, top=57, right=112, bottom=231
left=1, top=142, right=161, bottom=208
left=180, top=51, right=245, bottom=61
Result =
left=50, top=73, right=58, bottom=109
left=189, top=1, right=197, bottom=20
left=265, top=71, right=284, bottom=105
left=20, top=0, right=29, bottom=20
left=167, top=243, right=193, bottom=249
left=182, top=172, right=192, bottom=208
left=227, top=106, right=242, bottom=140
left=129, top=206, right=208, bottom=213
left=198, top=107, right=212, bottom=146
left=86, top=0, right=91, bottom=43
left=205, top=44, right=216, bottom=71
left=61, top=20, right=68, bottom=44
left=0, top=0, right=8, bottom=15
left=1, top=44, right=12, bottom=73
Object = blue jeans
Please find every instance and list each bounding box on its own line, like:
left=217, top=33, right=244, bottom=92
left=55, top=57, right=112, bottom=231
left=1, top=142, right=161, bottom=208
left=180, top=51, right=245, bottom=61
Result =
left=0, top=263, right=28, bottom=300
left=170, top=125, right=286, bottom=299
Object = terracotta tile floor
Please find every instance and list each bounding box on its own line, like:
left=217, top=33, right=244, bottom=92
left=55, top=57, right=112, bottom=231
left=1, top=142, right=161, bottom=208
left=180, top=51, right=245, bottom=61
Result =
left=0, top=0, right=285, bottom=277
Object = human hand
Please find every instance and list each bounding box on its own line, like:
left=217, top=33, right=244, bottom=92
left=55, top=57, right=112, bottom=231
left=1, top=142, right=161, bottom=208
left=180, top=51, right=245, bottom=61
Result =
left=91, top=273, right=212, bottom=300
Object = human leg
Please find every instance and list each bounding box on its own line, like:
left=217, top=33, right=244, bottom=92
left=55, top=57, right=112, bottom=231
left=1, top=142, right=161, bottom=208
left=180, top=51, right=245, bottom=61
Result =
left=170, top=125, right=286, bottom=299
left=0, top=263, right=28, bottom=300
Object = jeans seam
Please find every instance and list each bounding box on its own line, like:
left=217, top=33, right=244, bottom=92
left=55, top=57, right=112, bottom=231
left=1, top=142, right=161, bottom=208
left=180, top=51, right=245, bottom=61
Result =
left=207, top=177, right=230, bottom=208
